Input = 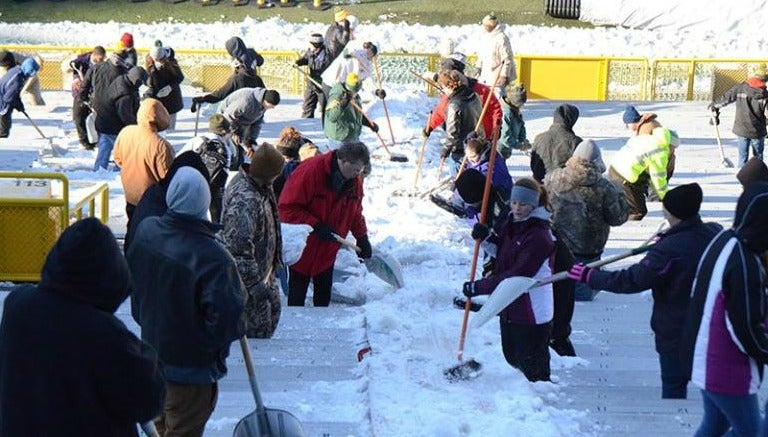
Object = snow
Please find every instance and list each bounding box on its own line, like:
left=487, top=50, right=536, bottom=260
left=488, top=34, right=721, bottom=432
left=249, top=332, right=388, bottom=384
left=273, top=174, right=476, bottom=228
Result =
left=0, top=5, right=756, bottom=436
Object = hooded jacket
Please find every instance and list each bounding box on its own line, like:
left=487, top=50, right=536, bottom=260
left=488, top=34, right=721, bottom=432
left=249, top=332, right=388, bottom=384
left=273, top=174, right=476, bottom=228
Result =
left=443, top=84, right=483, bottom=158
left=680, top=182, right=768, bottom=395
left=429, top=78, right=502, bottom=142
left=199, top=38, right=264, bottom=104
left=114, top=98, right=175, bottom=206
left=714, top=78, right=768, bottom=139
left=476, top=23, right=516, bottom=86
left=324, top=82, right=364, bottom=143
left=545, top=155, right=629, bottom=257
left=0, top=65, right=31, bottom=115
left=220, top=87, right=268, bottom=143
left=78, top=56, right=127, bottom=121
left=0, top=218, right=165, bottom=437
left=95, top=66, right=145, bottom=135
left=145, top=56, right=184, bottom=115
left=278, top=151, right=367, bottom=276
left=530, top=104, right=582, bottom=182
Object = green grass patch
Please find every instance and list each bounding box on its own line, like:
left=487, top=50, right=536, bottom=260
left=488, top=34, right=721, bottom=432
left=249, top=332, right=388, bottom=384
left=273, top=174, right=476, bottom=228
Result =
left=0, top=0, right=591, bottom=27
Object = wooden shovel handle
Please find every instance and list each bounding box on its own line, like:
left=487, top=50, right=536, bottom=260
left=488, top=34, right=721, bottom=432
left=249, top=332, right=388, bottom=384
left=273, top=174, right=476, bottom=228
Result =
left=333, top=233, right=362, bottom=253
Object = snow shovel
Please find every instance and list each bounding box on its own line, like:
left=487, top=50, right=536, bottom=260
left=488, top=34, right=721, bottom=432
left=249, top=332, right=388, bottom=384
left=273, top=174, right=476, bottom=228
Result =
left=348, top=100, right=409, bottom=163
left=372, top=56, right=396, bottom=146
left=711, top=111, right=734, bottom=168
left=193, top=102, right=201, bottom=137
left=140, top=422, right=159, bottom=437
left=470, top=243, right=655, bottom=329
left=233, top=337, right=306, bottom=437
left=333, top=234, right=405, bottom=289
left=21, top=110, right=47, bottom=140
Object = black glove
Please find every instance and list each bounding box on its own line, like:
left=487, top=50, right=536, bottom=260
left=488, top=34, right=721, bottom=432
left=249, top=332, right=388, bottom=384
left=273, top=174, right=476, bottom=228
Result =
left=471, top=223, right=490, bottom=241
left=440, top=147, right=451, bottom=160
left=313, top=222, right=336, bottom=241
left=708, top=104, right=720, bottom=126
left=356, top=235, right=372, bottom=259
left=191, top=97, right=202, bottom=113
left=462, top=281, right=478, bottom=298
left=368, top=121, right=379, bottom=133
left=338, top=92, right=351, bottom=109
left=15, top=102, right=25, bottom=113
left=374, top=89, right=387, bottom=99
left=422, top=126, right=433, bottom=138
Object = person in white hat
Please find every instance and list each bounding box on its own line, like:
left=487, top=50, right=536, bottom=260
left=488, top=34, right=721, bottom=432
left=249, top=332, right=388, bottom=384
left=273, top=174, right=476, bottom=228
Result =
left=476, top=12, right=516, bottom=99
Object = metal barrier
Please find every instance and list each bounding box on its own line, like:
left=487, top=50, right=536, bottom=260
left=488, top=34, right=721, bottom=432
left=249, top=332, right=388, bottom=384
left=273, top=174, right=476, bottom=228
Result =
left=0, top=172, right=109, bottom=282
left=1, top=44, right=767, bottom=102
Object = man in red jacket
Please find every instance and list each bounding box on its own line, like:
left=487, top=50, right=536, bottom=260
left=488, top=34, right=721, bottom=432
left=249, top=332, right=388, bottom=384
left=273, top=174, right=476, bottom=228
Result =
left=278, top=141, right=372, bottom=306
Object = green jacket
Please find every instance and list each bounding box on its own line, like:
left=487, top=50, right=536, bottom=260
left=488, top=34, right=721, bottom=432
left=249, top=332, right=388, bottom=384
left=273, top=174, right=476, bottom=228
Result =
left=324, top=82, right=362, bottom=143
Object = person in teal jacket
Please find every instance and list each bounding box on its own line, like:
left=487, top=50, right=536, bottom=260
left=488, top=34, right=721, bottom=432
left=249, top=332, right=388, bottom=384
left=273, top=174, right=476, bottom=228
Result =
left=323, top=72, right=378, bottom=148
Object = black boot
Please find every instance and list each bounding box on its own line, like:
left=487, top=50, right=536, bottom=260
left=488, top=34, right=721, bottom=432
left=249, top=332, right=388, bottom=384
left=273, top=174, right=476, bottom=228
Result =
left=550, top=338, right=577, bottom=357
left=429, top=194, right=466, bottom=218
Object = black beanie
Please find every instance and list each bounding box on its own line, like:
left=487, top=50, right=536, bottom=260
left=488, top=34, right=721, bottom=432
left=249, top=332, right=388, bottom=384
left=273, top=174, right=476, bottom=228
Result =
left=455, top=169, right=487, bottom=204
left=736, top=157, right=768, bottom=188
left=0, top=50, right=15, bottom=69
left=263, top=90, right=281, bottom=106
left=161, top=151, right=211, bottom=188
left=662, top=183, right=702, bottom=220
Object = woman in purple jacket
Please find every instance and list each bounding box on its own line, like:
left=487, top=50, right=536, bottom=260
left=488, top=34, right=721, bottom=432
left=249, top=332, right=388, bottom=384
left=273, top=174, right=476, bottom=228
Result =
left=463, top=177, right=556, bottom=382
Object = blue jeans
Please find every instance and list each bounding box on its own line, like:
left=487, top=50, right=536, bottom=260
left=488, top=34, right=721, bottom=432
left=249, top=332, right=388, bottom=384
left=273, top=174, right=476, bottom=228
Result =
left=658, top=352, right=687, bottom=399
left=736, top=137, right=765, bottom=167
left=695, top=390, right=760, bottom=437
left=93, top=133, right=117, bottom=171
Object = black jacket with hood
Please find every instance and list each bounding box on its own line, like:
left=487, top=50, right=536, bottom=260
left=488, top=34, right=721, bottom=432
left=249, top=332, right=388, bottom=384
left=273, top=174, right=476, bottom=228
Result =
left=530, top=104, right=582, bottom=182
left=97, top=67, right=146, bottom=135
left=199, top=37, right=265, bottom=104
left=0, top=218, right=165, bottom=437
left=714, top=78, right=768, bottom=139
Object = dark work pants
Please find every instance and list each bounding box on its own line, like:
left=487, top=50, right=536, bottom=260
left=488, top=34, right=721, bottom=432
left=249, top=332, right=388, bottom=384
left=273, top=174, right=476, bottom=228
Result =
left=72, top=99, right=91, bottom=144
left=659, top=352, right=688, bottom=399
left=0, top=110, right=12, bottom=138
left=609, top=167, right=649, bottom=220
left=209, top=174, right=227, bottom=224
left=552, top=239, right=575, bottom=343
left=155, top=382, right=218, bottom=437
left=301, top=80, right=327, bottom=119
left=500, top=319, right=552, bottom=382
left=287, top=266, right=334, bottom=307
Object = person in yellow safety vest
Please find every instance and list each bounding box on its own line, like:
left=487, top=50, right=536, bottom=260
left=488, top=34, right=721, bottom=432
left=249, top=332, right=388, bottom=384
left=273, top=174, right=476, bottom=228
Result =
left=608, top=106, right=679, bottom=221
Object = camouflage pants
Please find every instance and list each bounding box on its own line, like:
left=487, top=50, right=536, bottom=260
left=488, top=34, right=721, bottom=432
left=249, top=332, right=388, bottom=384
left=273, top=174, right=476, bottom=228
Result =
left=243, top=283, right=282, bottom=339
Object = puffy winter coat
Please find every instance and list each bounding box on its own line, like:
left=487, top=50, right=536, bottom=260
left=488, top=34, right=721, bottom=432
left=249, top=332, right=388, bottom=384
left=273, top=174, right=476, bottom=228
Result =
left=499, top=100, right=527, bottom=158
left=145, top=59, right=184, bottom=115
left=324, top=82, right=363, bottom=143
left=127, top=212, right=246, bottom=380
left=296, top=46, right=334, bottom=82
left=113, top=98, right=174, bottom=206
left=430, top=78, right=501, bottom=141
left=79, top=57, right=126, bottom=114
left=278, top=152, right=367, bottom=276
left=442, top=85, right=483, bottom=159
left=0, top=218, right=165, bottom=437
left=96, top=67, right=144, bottom=135
left=545, top=156, right=628, bottom=257
left=530, top=104, right=581, bottom=182
left=476, top=23, right=516, bottom=86
left=680, top=183, right=768, bottom=396
left=324, top=21, right=352, bottom=61
left=220, top=87, right=268, bottom=143
left=474, top=208, right=555, bottom=325
left=0, top=65, right=30, bottom=116
left=713, top=77, right=768, bottom=139
left=610, top=127, right=676, bottom=199
left=589, top=216, right=721, bottom=355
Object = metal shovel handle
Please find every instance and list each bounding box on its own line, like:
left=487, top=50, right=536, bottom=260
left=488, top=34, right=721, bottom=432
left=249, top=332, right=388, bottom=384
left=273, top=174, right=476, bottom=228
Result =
left=539, top=243, right=655, bottom=286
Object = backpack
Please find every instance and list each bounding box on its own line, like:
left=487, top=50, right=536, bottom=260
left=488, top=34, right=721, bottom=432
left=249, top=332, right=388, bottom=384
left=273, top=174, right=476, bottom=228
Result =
left=197, top=136, right=228, bottom=182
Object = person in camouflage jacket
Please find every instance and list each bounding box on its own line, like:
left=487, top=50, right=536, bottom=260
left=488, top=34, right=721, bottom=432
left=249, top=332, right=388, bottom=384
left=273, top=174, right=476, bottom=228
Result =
left=219, top=144, right=285, bottom=339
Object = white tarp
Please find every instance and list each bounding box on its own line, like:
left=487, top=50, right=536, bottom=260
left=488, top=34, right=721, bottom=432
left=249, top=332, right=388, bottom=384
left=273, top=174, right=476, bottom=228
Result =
left=581, top=0, right=768, bottom=33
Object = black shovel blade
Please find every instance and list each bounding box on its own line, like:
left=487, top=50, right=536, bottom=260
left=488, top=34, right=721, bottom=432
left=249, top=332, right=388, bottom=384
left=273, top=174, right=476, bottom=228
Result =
left=389, top=154, right=409, bottom=163
left=233, top=408, right=306, bottom=437
left=443, top=359, right=483, bottom=382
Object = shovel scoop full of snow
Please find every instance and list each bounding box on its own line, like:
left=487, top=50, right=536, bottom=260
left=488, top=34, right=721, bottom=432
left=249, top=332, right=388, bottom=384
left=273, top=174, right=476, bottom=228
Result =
left=470, top=276, right=540, bottom=329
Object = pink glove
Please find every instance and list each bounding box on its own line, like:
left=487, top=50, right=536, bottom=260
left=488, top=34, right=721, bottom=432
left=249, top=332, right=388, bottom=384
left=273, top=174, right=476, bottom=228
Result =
left=567, top=263, right=593, bottom=283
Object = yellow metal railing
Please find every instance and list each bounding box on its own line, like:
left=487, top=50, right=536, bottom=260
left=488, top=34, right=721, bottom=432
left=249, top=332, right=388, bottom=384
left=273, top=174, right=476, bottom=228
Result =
left=0, top=172, right=109, bottom=282
left=2, top=44, right=767, bottom=102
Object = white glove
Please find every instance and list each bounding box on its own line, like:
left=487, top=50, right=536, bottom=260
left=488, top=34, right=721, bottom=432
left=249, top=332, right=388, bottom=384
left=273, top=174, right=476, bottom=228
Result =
left=156, top=85, right=172, bottom=98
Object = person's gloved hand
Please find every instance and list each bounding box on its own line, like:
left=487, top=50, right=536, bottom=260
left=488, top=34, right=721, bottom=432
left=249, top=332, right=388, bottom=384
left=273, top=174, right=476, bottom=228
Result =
left=567, top=263, right=593, bottom=283
left=374, top=89, right=387, bottom=99
left=465, top=130, right=479, bottom=141
left=422, top=126, right=433, bottom=138
left=462, top=281, right=478, bottom=298
left=440, top=146, right=451, bottom=159
left=191, top=96, right=203, bottom=113
left=356, top=235, right=372, bottom=259
left=471, top=223, right=490, bottom=241
left=708, top=104, right=721, bottom=126
left=313, top=222, right=337, bottom=241
left=368, top=121, right=379, bottom=133
left=338, top=91, right=351, bottom=108
left=15, top=102, right=25, bottom=113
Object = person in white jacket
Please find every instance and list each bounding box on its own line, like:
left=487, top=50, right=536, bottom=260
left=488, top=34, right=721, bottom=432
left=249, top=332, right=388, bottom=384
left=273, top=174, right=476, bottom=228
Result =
left=476, top=13, right=516, bottom=99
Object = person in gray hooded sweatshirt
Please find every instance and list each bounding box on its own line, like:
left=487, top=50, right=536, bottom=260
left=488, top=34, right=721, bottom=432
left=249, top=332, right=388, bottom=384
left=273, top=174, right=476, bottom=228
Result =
left=219, top=87, right=280, bottom=159
left=127, top=167, right=246, bottom=437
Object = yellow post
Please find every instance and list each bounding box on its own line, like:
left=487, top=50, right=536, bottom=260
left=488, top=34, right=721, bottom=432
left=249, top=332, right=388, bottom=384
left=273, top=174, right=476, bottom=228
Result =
left=313, top=0, right=321, bottom=7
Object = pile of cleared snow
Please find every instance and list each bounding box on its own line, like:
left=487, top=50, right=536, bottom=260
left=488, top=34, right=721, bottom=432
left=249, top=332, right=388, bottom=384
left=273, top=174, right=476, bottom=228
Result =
left=1, top=15, right=767, bottom=60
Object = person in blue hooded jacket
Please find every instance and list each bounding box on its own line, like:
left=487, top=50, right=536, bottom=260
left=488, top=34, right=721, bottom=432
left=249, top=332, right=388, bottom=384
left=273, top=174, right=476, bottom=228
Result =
left=0, top=57, right=40, bottom=138
left=0, top=218, right=166, bottom=436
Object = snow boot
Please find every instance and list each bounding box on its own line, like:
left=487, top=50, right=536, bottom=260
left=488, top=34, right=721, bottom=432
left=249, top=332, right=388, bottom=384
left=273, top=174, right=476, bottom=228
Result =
left=429, top=193, right=466, bottom=218
left=550, top=338, right=577, bottom=357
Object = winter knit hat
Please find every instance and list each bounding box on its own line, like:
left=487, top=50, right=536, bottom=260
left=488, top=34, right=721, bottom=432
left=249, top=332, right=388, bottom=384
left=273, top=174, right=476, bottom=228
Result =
left=662, top=183, right=702, bottom=221
left=572, top=139, right=606, bottom=172
left=249, top=143, right=285, bottom=182
left=622, top=105, right=642, bottom=124
left=149, top=46, right=167, bottom=61
left=161, top=151, right=211, bottom=188
left=0, top=50, right=14, bottom=69
left=309, top=33, right=324, bottom=45
left=482, top=13, right=498, bottom=27
left=20, top=58, right=40, bottom=76
left=154, top=39, right=163, bottom=48
left=120, top=32, right=134, bottom=49
left=345, top=72, right=360, bottom=89
left=737, top=156, right=768, bottom=187
left=334, top=6, right=349, bottom=22
left=208, top=114, right=230, bottom=136
left=166, top=167, right=211, bottom=220
left=263, top=90, right=281, bottom=106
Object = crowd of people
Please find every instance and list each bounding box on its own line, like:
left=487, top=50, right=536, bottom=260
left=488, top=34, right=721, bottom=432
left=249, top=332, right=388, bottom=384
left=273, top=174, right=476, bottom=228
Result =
left=1, top=7, right=768, bottom=436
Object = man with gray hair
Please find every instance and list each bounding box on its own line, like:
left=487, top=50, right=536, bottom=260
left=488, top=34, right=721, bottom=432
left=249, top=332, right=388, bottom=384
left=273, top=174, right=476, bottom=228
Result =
left=127, top=167, right=246, bottom=436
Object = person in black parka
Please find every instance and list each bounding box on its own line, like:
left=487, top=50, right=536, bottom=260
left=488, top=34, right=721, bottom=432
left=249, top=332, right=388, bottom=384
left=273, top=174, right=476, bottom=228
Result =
left=530, top=104, right=582, bottom=182
left=0, top=218, right=166, bottom=437
left=191, top=37, right=265, bottom=111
